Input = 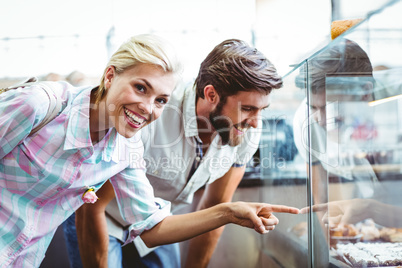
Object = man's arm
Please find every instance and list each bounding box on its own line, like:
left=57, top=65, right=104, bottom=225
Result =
left=75, top=180, right=116, bottom=268
left=184, top=165, right=245, bottom=268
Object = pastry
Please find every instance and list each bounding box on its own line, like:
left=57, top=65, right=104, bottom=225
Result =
left=331, top=19, right=363, bottom=40
left=380, top=227, right=402, bottom=243
left=291, top=221, right=308, bottom=237
left=337, top=242, right=402, bottom=267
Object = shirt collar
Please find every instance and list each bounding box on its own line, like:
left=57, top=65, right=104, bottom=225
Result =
left=63, top=87, right=117, bottom=156
left=182, top=84, right=199, bottom=138
left=101, top=128, right=119, bottom=163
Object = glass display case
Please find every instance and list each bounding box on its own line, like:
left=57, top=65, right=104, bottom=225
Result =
left=252, top=0, right=402, bottom=267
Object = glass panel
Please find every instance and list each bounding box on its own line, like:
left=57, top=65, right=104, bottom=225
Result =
left=253, top=1, right=402, bottom=267
left=257, top=62, right=310, bottom=267
left=306, top=0, right=402, bottom=267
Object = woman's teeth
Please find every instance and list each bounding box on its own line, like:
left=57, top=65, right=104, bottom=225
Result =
left=124, top=108, right=145, bottom=125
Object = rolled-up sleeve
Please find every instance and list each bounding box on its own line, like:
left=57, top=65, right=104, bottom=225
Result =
left=110, top=167, right=171, bottom=245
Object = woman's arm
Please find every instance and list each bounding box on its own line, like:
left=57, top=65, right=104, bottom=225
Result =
left=110, top=169, right=300, bottom=248
left=140, top=201, right=300, bottom=248
left=77, top=179, right=299, bottom=267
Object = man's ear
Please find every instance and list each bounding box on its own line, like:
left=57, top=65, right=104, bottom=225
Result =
left=204, top=85, right=220, bottom=104
left=104, top=66, right=116, bottom=89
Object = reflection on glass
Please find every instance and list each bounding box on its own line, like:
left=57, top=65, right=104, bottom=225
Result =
left=257, top=1, right=402, bottom=266
left=293, top=34, right=402, bottom=267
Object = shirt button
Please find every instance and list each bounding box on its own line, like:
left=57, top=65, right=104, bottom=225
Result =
left=36, top=201, right=42, bottom=206
left=195, top=156, right=201, bottom=161
left=57, top=187, right=62, bottom=191
left=153, top=170, right=159, bottom=175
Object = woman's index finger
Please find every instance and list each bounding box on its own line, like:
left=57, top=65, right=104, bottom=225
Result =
left=270, top=205, right=300, bottom=214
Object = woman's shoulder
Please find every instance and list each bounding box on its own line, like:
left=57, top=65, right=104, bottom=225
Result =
left=0, top=84, right=51, bottom=113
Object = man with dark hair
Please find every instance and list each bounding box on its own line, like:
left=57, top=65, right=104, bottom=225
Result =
left=293, top=38, right=378, bottom=211
left=67, top=39, right=283, bottom=268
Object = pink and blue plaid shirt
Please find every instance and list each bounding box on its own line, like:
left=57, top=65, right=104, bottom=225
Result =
left=0, top=82, right=170, bottom=267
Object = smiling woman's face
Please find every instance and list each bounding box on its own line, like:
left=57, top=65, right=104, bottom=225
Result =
left=103, top=63, right=176, bottom=138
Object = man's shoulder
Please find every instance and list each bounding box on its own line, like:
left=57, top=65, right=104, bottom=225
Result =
left=169, top=80, right=194, bottom=105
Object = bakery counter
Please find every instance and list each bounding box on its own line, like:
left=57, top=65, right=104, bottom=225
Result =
left=253, top=177, right=402, bottom=267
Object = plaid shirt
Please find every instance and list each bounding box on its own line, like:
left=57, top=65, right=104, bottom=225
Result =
left=0, top=82, right=170, bottom=267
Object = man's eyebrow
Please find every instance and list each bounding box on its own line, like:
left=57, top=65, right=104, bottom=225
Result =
left=262, top=104, right=270, bottom=109
left=242, top=104, right=270, bottom=110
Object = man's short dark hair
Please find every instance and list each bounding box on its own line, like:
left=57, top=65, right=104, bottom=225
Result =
left=195, top=39, right=282, bottom=101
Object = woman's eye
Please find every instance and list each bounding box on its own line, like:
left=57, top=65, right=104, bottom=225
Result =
left=156, top=98, right=168, bottom=105
left=135, top=84, right=146, bottom=93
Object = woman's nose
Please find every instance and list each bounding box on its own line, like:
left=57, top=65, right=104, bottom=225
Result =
left=138, top=102, right=153, bottom=115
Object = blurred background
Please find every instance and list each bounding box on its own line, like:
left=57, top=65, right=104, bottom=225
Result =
left=1, top=0, right=390, bottom=86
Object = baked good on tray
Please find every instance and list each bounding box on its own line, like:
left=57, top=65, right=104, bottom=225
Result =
left=331, top=18, right=363, bottom=40
left=380, top=227, right=402, bottom=243
left=336, top=242, right=402, bottom=267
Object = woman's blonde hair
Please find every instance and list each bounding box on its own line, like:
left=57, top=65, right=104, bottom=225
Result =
left=95, top=34, right=182, bottom=103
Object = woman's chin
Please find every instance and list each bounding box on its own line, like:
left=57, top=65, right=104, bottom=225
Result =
left=115, top=126, right=141, bottom=139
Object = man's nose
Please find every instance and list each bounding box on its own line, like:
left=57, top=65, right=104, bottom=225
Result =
left=315, top=108, right=326, bottom=127
left=246, top=117, right=259, bottom=128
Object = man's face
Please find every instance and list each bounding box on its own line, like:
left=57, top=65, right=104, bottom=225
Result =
left=310, top=90, right=368, bottom=141
left=210, top=90, right=270, bottom=146
left=309, top=91, right=327, bottom=128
